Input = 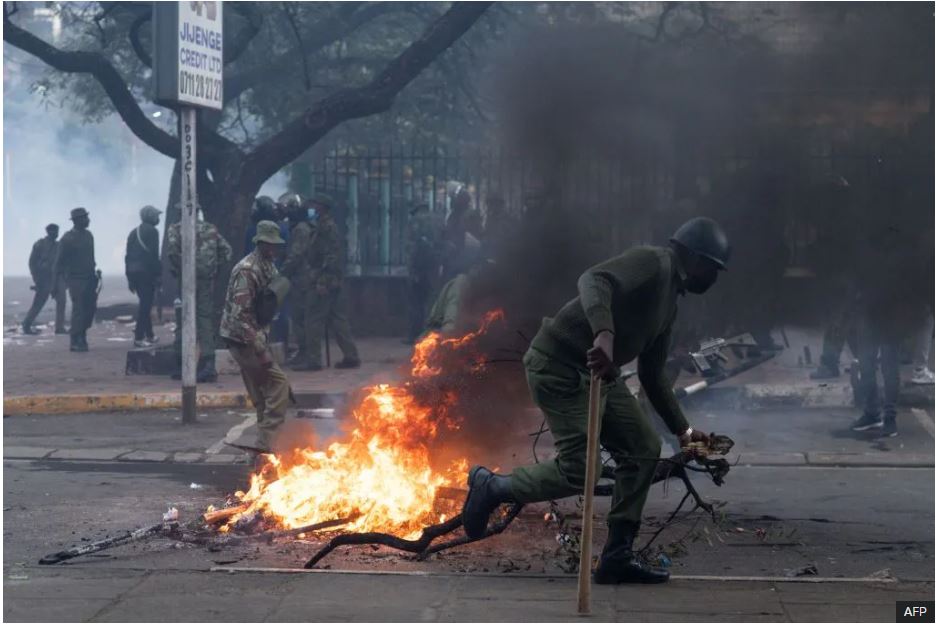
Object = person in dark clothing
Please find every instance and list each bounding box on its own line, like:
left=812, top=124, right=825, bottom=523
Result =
left=22, top=224, right=66, bottom=335
left=243, top=196, right=282, bottom=256
left=462, top=217, right=729, bottom=586
left=55, top=207, right=98, bottom=352
left=125, top=205, right=163, bottom=347
left=442, top=187, right=472, bottom=281
left=405, top=203, right=443, bottom=343
left=851, top=144, right=931, bottom=439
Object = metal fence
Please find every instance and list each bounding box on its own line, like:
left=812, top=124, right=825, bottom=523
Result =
left=306, top=133, right=919, bottom=276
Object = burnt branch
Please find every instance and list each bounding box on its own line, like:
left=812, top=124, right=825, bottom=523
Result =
left=3, top=10, right=177, bottom=158
left=303, top=503, right=525, bottom=568
left=242, top=1, right=491, bottom=190
left=303, top=514, right=465, bottom=568
left=418, top=503, right=524, bottom=559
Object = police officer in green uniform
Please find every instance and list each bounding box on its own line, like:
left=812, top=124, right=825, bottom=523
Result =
left=166, top=209, right=233, bottom=382
left=280, top=194, right=316, bottom=368
left=220, top=220, right=292, bottom=454
left=22, top=223, right=66, bottom=335
left=55, top=207, right=98, bottom=352
left=462, top=217, right=731, bottom=585
left=302, top=193, right=360, bottom=370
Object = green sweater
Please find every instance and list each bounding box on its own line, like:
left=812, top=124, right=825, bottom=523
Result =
left=530, top=245, right=690, bottom=435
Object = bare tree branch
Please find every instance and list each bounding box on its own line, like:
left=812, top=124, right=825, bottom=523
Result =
left=281, top=1, right=312, bottom=91
left=3, top=7, right=177, bottom=158
left=224, top=3, right=263, bottom=65
left=654, top=2, right=678, bottom=41
left=128, top=11, right=151, bottom=68
left=223, top=1, right=406, bottom=105
left=242, top=2, right=491, bottom=188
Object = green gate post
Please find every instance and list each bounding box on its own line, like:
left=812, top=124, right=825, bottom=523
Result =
left=346, top=169, right=360, bottom=276
left=380, top=177, right=391, bottom=273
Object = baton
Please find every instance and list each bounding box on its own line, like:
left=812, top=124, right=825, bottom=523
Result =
left=577, top=371, right=602, bottom=615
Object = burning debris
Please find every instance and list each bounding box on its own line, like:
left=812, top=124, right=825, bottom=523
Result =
left=212, top=310, right=507, bottom=538
left=37, top=311, right=737, bottom=570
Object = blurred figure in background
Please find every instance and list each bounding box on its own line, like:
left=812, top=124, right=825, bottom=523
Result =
left=281, top=193, right=316, bottom=368
left=55, top=207, right=98, bottom=352
left=166, top=208, right=233, bottom=382
left=405, top=202, right=443, bottom=343
left=124, top=205, right=162, bottom=348
left=303, top=193, right=360, bottom=370
left=22, top=223, right=66, bottom=336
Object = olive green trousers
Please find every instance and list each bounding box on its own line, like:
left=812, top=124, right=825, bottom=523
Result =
left=510, top=347, right=661, bottom=525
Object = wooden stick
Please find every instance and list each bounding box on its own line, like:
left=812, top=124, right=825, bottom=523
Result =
left=203, top=505, right=246, bottom=525
left=577, top=371, right=602, bottom=615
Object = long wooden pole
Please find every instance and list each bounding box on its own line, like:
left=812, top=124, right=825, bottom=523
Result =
left=577, top=371, right=602, bottom=615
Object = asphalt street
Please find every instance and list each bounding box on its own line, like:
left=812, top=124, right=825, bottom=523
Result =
left=2, top=405, right=935, bottom=621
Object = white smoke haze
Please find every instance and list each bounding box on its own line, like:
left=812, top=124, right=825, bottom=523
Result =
left=3, top=108, right=175, bottom=277
left=3, top=59, right=285, bottom=278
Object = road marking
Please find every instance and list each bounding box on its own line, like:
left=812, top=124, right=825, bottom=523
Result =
left=206, top=413, right=256, bottom=455
left=911, top=408, right=934, bottom=438
left=210, top=567, right=900, bottom=583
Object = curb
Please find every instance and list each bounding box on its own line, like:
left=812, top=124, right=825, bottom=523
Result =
left=686, top=383, right=933, bottom=410
left=3, top=448, right=932, bottom=468
left=4, top=382, right=932, bottom=416
left=3, top=392, right=249, bottom=416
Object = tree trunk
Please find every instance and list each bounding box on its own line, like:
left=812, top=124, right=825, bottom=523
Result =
left=159, top=159, right=182, bottom=306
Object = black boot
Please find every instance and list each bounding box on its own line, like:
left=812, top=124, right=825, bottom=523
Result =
left=594, top=522, right=670, bottom=584
left=461, top=465, right=515, bottom=540
left=22, top=323, right=39, bottom=335
left=851, top=412, right=882, bottom=432
left=69, top=334, right=81, bottom=352
left=196, top=356, right=218, bottom=383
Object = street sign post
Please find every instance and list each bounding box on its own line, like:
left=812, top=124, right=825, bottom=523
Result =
left=153, top=1, right=223, bottom=424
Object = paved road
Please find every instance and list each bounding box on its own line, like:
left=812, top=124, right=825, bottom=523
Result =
left=4, top=565, right=933, bottom=622
left=3, top=406, right=934, bottom=621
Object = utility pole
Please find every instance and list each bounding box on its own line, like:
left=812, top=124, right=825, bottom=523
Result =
left=180, top=108, right=197, bottom=423
left=153, top=1, right=224, bottom=424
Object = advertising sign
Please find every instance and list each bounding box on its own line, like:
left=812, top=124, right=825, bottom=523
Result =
left=153, top=1, right=223, bottom=110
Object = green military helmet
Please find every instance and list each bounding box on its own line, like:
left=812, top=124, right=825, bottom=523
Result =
left=253, top=220, right=285, bottom=245
left=669, top=217, right=731, bottom=270
left=70, top=207, right=89, bottom=220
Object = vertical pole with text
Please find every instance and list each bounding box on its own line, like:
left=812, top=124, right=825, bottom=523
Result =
left=180, top=108, right=197, bottom=424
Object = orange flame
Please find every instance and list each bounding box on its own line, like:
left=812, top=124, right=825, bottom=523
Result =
left=221, top=310, right=505, bottom=537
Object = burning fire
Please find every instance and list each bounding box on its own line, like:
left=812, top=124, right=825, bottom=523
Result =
left=220, top=310, right=505, bottom=537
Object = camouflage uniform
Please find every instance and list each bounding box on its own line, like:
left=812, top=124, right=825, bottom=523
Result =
left=166, top=219, right=233, bottom=376
left=280, top=219, right=315, bottom=365
left=305, top=212, right=359, bottom=369
left=220, top=226, right=290, bottom=452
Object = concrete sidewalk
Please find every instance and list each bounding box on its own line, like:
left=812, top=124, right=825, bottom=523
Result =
left=3, top=566, right=932, bottom=622
left=3, top=320, right=412, bottom=414
left=3, top=322, right=933, bottom=414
